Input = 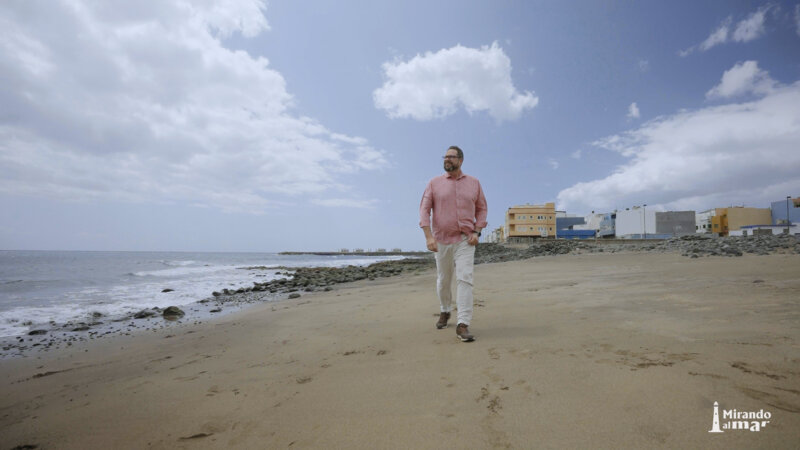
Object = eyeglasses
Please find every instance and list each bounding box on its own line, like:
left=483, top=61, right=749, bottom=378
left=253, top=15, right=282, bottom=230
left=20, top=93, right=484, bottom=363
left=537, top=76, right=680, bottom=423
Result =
left=442, top=155, right=461, bottom=160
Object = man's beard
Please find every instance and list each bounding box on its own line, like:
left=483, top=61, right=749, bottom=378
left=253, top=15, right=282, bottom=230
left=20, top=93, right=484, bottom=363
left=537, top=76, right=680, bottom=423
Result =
left=444, top=162, right=458, bottom=172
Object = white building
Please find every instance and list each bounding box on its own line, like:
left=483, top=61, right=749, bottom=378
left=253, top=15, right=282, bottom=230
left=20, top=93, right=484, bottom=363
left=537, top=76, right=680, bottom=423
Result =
left=615, top=207, right=657, bottom=238
left=695, top=209, right=715, bottom=234
left=574, top=212, right=605, bottom=231
left=729, top=224, right=799, bottom=237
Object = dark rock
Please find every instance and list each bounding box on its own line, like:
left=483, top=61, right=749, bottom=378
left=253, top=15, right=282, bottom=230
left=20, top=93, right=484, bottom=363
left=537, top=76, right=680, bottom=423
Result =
left=288, top=293, right=301, bottom=299
left=162, top=306, right=185, bottom=317
left=162, top=288, right=174, bottom=293
left=209, top=308, right=222, bottom=313
left=212, top=291, right=221, bottom=297
left=72, top=326, right=90, bottom=332
left=134, top=309, right=157, bottom=319
left=28, top=330, right=48, bottom=335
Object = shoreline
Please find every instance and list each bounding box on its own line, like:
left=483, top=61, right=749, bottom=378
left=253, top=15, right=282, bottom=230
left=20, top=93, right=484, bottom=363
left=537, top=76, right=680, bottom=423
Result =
left=278, top=251, right=429, bottom=256
left=2, top=234, right=797, bottom=359
left=0, top=257, right=434, bottom=359
left=1, top=250, right=798, bottom=448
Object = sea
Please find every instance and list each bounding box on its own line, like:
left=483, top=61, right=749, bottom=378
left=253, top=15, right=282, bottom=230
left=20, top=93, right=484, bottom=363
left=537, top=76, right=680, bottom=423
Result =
left=0, top=250, right=404, bottom=338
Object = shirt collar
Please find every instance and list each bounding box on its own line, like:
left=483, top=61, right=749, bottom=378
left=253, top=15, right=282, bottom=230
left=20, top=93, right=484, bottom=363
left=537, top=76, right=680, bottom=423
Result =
left=445, top=172, right=465, bottom=180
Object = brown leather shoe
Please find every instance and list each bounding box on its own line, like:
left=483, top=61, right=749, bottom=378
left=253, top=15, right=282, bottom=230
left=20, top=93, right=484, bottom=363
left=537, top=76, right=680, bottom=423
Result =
left=456, top=323, right=474, bottom=342
left=436, top=312, right=451, bottom=329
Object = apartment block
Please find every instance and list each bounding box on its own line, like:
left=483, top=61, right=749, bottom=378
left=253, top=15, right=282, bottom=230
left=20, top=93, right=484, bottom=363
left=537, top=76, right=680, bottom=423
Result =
left=710, top=207, right=772, bottom=236
left=505, top=203, right=556, bottom=242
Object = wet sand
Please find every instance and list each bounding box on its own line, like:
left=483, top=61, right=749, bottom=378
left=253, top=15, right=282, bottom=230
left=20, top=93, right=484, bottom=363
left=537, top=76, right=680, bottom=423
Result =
left=1, top=252, right=798, bottom=449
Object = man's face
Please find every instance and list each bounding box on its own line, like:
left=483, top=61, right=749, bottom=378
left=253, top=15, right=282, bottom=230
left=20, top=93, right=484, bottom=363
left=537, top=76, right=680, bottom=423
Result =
left=443, top=150, right=461, bottom=172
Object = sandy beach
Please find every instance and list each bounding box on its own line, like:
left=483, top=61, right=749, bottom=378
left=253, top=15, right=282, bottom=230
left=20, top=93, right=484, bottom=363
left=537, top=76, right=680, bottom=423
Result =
left=1, top=251, right=799, bottom=449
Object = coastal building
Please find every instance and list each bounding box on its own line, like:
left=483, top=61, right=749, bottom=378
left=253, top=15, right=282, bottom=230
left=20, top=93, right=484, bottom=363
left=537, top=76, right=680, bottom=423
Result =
left=486, top=226, right=505, bottom=244
left=574, top=212, right=605, bottom=232
left=695, top=209, right=715, bottom=233
left=615, top=206, right=657, bottom=239
left=616, top=207, right=695, bottom=239
left=504, top=202, right=556, bottom=243
left=555, top=212, right=593, bottom=239
left=711, top=207, right=772, bottom=237
left=555, top=212, right=585, bottom=230
left=729, top=224, right=800, bottom=236
left=771, top=197, right=800, bottom=228
left=597, top=212, right=616, bottom=238
left=655, top=211, right=695, bottom=236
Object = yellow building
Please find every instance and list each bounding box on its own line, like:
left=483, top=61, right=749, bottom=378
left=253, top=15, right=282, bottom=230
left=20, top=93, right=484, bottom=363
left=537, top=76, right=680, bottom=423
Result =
left=505, top=203, right=556, bottom=241
left=710, top=207, right=772, bottom=236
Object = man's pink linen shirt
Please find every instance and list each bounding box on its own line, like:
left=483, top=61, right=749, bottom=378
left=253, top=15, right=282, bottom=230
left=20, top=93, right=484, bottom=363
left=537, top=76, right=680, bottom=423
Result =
left=419, top=173, right=488, bottom=245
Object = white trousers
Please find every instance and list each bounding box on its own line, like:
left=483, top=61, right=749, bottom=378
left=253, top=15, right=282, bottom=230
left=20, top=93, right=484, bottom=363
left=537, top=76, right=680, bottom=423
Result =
left=435, top=235, right=475, bottom=326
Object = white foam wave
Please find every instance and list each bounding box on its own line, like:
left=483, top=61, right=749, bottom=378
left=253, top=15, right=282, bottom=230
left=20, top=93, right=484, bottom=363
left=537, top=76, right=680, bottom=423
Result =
left=161, top=260, right=197, bottom=267
left=132, top=264, right=237, bottom=278
left=0, top=254, right=408, bottom=337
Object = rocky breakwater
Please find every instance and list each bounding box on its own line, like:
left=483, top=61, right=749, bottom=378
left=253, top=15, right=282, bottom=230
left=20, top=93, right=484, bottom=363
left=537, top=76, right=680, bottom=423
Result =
left=474, top=234, right=800, bottom=263
left=212, top=257, right=435, bottom=301
left=657, top=233, right=800, bottom=257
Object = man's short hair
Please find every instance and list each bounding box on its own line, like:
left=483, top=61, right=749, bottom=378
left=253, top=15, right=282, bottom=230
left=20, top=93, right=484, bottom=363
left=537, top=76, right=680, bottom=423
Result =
left=447, top=145, right=463, bottom=159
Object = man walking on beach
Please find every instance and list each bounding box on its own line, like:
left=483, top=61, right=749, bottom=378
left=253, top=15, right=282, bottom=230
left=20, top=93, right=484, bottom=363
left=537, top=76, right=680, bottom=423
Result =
left=419, top=145, right=488, bottom=342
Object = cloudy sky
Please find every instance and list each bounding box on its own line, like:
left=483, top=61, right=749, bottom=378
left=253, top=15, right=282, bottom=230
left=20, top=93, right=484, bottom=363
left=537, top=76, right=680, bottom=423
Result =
left=1, top=0, right=799, bottom=252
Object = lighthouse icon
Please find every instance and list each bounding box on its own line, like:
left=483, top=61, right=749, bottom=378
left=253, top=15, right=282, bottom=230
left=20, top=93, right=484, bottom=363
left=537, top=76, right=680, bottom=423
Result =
left=709, top=401, right=723, bottom=433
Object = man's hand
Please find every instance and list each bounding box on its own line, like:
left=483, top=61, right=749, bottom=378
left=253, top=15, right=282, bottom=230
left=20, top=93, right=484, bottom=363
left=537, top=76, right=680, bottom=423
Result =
left=467, top=232, right=479, bottom=246
left=426, top=237, right=439, bottom=252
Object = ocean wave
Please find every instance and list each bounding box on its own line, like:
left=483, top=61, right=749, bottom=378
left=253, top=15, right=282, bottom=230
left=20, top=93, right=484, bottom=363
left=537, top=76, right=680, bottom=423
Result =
left=160, top=260, right=197, bottom=267
left=131, top=264, right=236, bottom=277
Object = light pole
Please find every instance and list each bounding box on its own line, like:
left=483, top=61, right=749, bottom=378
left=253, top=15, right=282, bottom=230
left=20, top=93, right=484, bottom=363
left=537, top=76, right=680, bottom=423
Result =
left=643, top=204, right=647, bottom=240
left=788, top=196, right=792, bottom=235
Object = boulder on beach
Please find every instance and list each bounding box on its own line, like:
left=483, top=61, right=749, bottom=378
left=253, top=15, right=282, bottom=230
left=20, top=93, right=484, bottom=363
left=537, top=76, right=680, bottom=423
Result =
left=161, top=288, right=174, bottom=293
left=134, top=309, right=157, bottom=319
left=28, top=329, right=48, bottom=335
left=162, top=306, right=185, bottom=318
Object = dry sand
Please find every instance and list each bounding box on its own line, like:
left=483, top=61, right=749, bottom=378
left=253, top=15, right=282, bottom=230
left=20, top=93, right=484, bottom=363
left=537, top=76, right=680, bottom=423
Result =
left=1, top=252, right=799, bottom=449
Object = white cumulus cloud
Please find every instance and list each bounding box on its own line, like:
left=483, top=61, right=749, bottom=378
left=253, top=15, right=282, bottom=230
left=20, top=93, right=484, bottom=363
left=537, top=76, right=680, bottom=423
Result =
left=627, top=102, right=641, bottom=119
left=706, top=60, right=777, bottom=99
left=557, top=68, right=800, bottom=214
left=0, top=0, right=385, bottom=212
left=373, top=42, right=538, bottom=122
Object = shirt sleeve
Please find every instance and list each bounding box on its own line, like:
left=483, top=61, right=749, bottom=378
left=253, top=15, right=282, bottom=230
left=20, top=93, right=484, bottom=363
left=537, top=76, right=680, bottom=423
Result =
left=474, top=180, right=488, bottom=228
left=419, top=181, right=433, bottom=227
